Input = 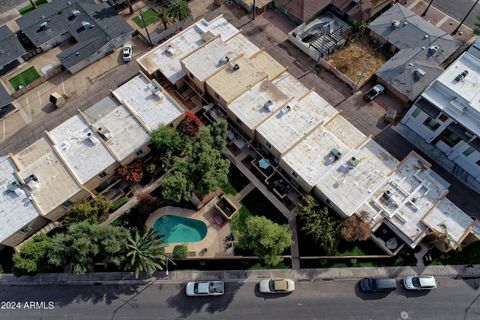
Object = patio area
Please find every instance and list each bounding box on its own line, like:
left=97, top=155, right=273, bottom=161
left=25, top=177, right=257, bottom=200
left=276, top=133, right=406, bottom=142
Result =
left=145, top=198, right=234, bottom=258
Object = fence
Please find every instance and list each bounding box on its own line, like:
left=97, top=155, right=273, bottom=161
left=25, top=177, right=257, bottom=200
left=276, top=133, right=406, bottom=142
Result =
left=11, top=65, right=64, bottom=99
left=139, top=18, right=193, bottom=46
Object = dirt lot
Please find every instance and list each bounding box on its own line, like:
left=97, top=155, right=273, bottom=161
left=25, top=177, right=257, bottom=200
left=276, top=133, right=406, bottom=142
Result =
left=326, top=36, right=388, bottom=86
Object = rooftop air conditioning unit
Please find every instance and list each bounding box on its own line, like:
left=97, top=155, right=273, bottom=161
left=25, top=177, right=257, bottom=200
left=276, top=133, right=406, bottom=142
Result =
left=329, top=148, right=342, bottom=162
left=98, top=128, right=113, bottom=141
left=6, top=181, right=21, bottom=191
left=81, top=21, right=94, bottom=29
left=413, top=68, right=426, bottom=81
left=391, top=20, right=401, bottom=28
left=219, top=56, right=230, bottom=65
left=86, top=132, right=99, bottom=145
left=71, top=9, right=81, bottom=18
left=383, top=190, right=392, bottom=200
left=348, top=156, right=360, bottom=167
left=229, top=63, right=240, bottom=71
left=165, top=45, right=175, bottom=56
left=39, top=21, right=48, bottom=30
left=455, top=70, right=469, bottom=82
left=27, top=180, right=38, bottom=191
left=281, top=105, right=292, bottom=114
left=264, top=100, right=273, bottom=112
left=429, top=45, right=440, bottom=53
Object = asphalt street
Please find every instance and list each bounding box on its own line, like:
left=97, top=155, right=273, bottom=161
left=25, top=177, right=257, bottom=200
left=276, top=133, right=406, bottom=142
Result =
left=0, top=277, right=479, bottom=320
left=432, top=0, right=480, bottom=29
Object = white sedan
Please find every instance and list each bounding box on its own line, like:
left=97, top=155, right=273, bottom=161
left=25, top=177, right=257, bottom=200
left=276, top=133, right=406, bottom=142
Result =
left=185, top=281, right=224, bottom=296
left=259, top=278, right=295, bottom=294
left=122, top=44, right=133, bottom=62
left=403, top=276, right=437, bottom=290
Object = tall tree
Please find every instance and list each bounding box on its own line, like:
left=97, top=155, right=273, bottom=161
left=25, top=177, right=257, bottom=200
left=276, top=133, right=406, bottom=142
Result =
left=150, top=125, right=185, bottom=169
left=237, top=216, right=292, bottom=266
left=168, top=0, right=192, bottom=23
left=297, top=196, right=340, bottom=255
left=125, top=229, right=166, bottom=278
left=116, top=160, right=144, bottom=184
left=12, top=234, right=53, bottom=276
left=157, top=7, right=172, bottom=31
left=63, top=196, right=112, bottom=225
left=160, top=168, right=192, bottom=203
left=209, top=119, right=228, bottom=152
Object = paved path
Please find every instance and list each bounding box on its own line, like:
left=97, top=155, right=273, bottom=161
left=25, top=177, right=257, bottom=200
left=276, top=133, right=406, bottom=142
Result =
left=1, top=268, right=480, bottom=320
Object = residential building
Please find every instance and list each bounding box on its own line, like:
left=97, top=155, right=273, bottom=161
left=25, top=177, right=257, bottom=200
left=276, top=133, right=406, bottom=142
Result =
left=46, top=114, right=118, bottom=193
left=369, top=4, right=462, bottom=102
left=397, top=51, right=480, bottom=193
left=0, top=25, right=27, bottom=76
left=111, top=74, right=185, bottom=132
left=13, top=137, right=88, bottom=222
left=0, top=156, right=46, bottom=248
left=272, top=0, right=393, bottom=23
left=16, top=0, right=133, bottom=73
left=138, top=15, right=240, bottom=86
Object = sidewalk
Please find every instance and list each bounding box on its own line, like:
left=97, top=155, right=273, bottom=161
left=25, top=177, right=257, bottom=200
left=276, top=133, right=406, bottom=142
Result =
left=2, top=265, right=479, bottom=286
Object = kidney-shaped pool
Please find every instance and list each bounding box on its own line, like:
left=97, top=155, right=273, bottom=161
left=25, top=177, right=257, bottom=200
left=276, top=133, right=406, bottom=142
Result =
left=153, top=215, right=207, bottom=244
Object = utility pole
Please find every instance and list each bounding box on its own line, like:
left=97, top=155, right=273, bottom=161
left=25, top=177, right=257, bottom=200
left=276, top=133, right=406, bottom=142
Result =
left=422, top=0, right=434, bottom=17
left=139, top=9, right=153, bottom=47
left=452, top=0, right=479, bottom=35
left=252, top=0, right=256, bottom=20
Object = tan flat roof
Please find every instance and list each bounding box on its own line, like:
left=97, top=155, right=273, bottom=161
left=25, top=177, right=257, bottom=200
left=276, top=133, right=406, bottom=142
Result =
left=14, top=137, right=81, bottom=215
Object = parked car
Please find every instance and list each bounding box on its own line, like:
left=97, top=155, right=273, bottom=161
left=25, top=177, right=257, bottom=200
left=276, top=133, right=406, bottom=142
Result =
left=185, top=281, right=224, bottom=296
left=363, top=84, right=385, bottom=101
left=403, top=276, right=437, bottom=290
left=360, top=278, right=397, bottom=292
left=123, top=44, right=133, bottom=62
left=259, top=278, right=295, bottom=294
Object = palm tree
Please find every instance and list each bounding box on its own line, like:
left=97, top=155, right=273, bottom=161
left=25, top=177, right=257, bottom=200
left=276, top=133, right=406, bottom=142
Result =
left=168, top=0, right=192, bottom=23
left=125, top=229, right=166, bottom=278
left=422, top=0, right=434, bottom=17
left=157, top=7, right=172, bottom=31
left=453, top=0, right=479, bottom=35
left=29, top=0, right=37, bottom=9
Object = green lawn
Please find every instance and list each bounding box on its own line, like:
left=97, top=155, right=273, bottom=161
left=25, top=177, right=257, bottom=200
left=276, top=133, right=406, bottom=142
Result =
left=132, top=9, right=160, bottom=29
left=429, top=242, right=480, bottom=266
left=19, top=0, right=48, bottom=15
left=9, top=67, right=41, bottom=91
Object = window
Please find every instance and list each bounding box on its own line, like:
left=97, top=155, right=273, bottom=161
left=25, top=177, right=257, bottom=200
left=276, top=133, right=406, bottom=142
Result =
left=265, top=141, right=272, bottom=149
left=292, top=171, right=298, bottom=178
left=439, top=129, right=461, bottom=148
left=411, top=108, right=422, bottom=118
left=236, top=117, right=242, bottom=125
left=423, top=117, right=441, bottom=131
left=62, top=200, right=73, bottom=209
left=19, top=224, right=32, bottom=234
left=463, top=147, right=475, bottom=157
left=438, top=114, right=449, bottom=122
left=98, top=171, right=107, bottom=179
left=136, top=149, right=144, bottom=156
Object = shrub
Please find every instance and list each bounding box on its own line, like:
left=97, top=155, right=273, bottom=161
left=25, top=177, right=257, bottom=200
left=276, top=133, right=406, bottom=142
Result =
left=116, top=160, right=143, bottom=184
left=173, top=244, right=189, bottom=259
left=340, top=215, right=372, bottom=242
left=178, top=112, right=201, bottom=137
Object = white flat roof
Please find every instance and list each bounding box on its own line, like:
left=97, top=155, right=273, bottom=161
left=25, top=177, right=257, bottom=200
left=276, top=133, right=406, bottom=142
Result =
left=14, top=137, right=81, bottom=215
left=324, top=115, right=368, bottom=149
left=228, top=79, right=291, bottom=131
left=281, top=119, right=357, bottom=189
left=0, top=156, right=40, bottom=243
left=257, top=91, right=338, bottom=154
left=89, top=105, right=150, bottom=161
left=48, top=114, right=117, bottom=184
left=423, top=198, right=474, bottom=247
left=272, top=72, right=309, bottom=100
left=423, top=52, right=480, bottom=136
left=225, top=33, right=260, bottom=58
left=182, top=37, right=239, bottom=82
left=112, top=74, right=184, bottom=132
left=316, top=139, right=399, bottom=217
left=137, top=15, right=239, bottom=84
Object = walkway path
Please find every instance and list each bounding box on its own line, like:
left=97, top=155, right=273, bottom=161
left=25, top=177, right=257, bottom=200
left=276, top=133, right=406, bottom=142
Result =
left=414, top=243, right=430, bottom=267
left=223, top=147, right=301, bottom=269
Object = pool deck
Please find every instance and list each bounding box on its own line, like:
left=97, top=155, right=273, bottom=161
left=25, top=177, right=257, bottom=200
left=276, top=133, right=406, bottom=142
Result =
left=145, top=198, right=234, bottom=258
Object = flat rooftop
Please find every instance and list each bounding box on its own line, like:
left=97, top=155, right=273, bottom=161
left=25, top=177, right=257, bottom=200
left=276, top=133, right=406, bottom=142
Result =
left=181, top=37, right=239, bottom=83
left=316, top=139, right=399, bottom=217
left=227, top=79, right=291, bottom=131
left=422, top=198, right=474, bottom=249
left=14, top=137, right=81, bottom=215
left=225, top=33, right=260, bottom=58
left=206, top=55, right=268, bottom=104
left=423, top=52, right=480, bottom=136
left=250, top=51, right=286, bottom=80
left=112, top=74, right=184, bottom=132
left=0, top=156, right=40, bottom=243
left=272, top=71, right=310, bottom=100
left=324, top=115, right=368, bottom=149
left=137, top=15, right=239, bottom=84
left=281, top=114, right=368, bottom=189
left=88, top=105, right=150, bottom=161
left=257, top=91, right=338, bottom=155
left=48, top=114, right=117, bottom=184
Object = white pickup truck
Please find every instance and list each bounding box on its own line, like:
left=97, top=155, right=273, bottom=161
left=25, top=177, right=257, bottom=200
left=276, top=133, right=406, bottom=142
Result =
left=185, top=281, right=225, bottom=296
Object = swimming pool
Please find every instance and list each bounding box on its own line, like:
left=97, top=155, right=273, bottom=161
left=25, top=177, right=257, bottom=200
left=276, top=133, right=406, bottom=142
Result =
left=153, top=215, right=207, bottom=244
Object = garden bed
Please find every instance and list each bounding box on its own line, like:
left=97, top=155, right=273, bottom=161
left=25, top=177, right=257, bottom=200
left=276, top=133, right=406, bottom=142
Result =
left=132, top=9, right=160, bottom=29
left=9, top=67, right=41, bottom=91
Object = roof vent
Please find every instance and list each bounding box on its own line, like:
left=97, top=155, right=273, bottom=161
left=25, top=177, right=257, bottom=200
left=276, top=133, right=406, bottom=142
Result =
left=71, top=9, right=81, bottom=17
left=424, top=34, right=429, bottom=39
left=383, top=190, right=392, bottom=200
left=455, top=70, right=469, bottom=82
left=413, top=68, right=426, bottom=81
left=348, top=156, right=360, bottom=167
left=165, top=45, right=175, bottom=56
left=264, top=100, right=273, bottom=112
left=81, top=21, right=94, bottom=29
left=429, top=45, right=440, bottom=53
left=229, top=63, right=240, bottom=71
left=218, top=56, right=230, bottom=65
left=281, top=105, right=292, bottom=114
left=391, top=20, right=401, bottom=28
left=85, top=132, right=99, bottom=145
left=39, top=21, right=48, bottom=30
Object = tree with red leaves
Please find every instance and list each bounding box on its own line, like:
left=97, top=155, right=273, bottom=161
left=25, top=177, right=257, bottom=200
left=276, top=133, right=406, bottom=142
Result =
left=340, top=215, right=372, bottom=242
left=116, top=160, right=144, bottom=184
left=178, top=112, right=201, bottom=137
